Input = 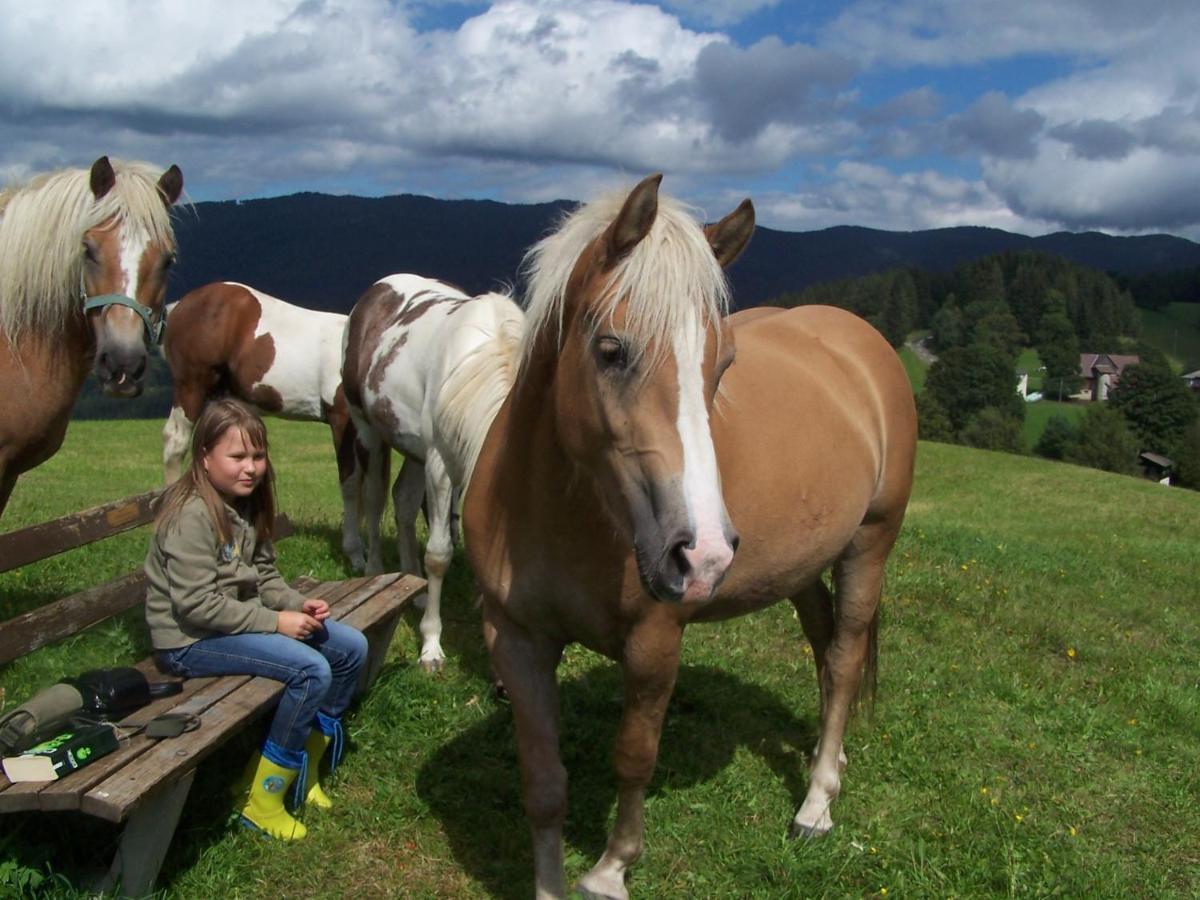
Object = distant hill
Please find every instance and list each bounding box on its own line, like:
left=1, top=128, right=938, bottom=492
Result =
left=170, top=193, right=1200, bottom=312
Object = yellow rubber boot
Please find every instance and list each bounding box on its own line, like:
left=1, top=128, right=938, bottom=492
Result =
left=240, top=756, right=307, bottom=841
left=304, top=729, right=334, bottom=810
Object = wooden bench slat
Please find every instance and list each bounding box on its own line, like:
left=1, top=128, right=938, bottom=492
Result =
left=0, top=572, right=148, bottom=667
left=0, top=515, right=294, bottom=667
left=0, top=490, right=163, bottom=574
left=342, top=575, right=425, bottom=632
left=83, top=675, right=284, bottom=821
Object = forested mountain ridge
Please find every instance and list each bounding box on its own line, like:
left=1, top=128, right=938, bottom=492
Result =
left=167, top=192, right=1200, bottom=311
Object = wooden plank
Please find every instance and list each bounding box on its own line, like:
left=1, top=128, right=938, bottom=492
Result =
left=0, top=490, right=163, bottom=574
left=35, top=666, right=207, bottom=812
left=0, top=672, right=231, bottom=815
left=0, top=514, right=294, bottom=666
left=83, top=676, right=286, bottom=821
left=339, top=575, right=424, bottom=633
left=0, top=572, right=147, bottom=666
left=326, top=574, right=403, bottom=619
left=99, top=770, right=194, bottom=898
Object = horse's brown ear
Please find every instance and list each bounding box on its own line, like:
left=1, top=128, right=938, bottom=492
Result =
left=603, top=173, right=662, bottom=267
left=158, top=165, right=184, bottom=206
left=704, top=198, right=755, bottom=269
left=90, top=156, right=116, bottom=200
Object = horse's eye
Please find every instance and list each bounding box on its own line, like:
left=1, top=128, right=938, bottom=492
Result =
left=81, top=240, right=98, bottom=263
left=595, top=335, right=629, bottom=371
left=162, top=251, right=177, bottom=270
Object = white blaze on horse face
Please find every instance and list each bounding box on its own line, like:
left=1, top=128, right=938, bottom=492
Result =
left=105, top=221, right=151, bottom=342
left=672, top=315, right=733, bottom=602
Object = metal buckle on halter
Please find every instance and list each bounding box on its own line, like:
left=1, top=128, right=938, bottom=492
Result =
left=79, top=279, right=166, bottom=347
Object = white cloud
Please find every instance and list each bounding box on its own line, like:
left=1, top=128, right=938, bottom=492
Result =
left=3, top=0, right=1200, bottom=239
left=758, top=162, right=1051, bottom=234
left=659, top=0, right=781, bottom=27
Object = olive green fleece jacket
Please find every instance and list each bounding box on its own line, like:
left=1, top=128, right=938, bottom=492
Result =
left=144, top=495, right=306, bottom=650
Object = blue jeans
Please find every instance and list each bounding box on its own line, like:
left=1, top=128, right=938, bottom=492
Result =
left=157, top=620, right=369, bottom=754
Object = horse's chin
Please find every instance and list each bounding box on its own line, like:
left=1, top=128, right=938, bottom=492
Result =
left=101, top=378, right=145, bottom=399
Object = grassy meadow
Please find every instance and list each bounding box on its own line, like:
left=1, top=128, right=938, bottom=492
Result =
left=2, top=419, right=1199, bottom=898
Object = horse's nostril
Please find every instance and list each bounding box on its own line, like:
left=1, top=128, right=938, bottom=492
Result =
left=668, top=532, right=695, bottom=577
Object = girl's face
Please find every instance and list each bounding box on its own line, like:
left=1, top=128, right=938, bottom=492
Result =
left=203, top=427, right=267, bottom=501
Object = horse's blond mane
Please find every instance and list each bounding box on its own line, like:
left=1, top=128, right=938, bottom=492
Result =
left=0, top=159, right=177, bottom=343
left=433, top=293, right=526, bottom=488
left=519, top=187, right=730, bottom=369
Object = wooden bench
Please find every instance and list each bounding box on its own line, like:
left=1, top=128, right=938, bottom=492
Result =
left=0, top=490, right=424, bottom=897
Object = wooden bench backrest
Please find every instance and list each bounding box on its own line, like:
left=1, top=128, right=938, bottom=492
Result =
left=0, top=490, right=166, bottom=575
left=0, top=497, right=293, bottom=667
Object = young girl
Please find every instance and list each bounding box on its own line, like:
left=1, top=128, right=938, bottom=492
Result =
left=145, top=398, right=368, bottom=841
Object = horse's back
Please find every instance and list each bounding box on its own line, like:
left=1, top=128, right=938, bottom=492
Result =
left=706, top=305, right=916, bottom=610
left=166, top=282, right=345, bottom=418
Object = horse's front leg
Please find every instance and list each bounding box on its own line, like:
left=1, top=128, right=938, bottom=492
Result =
left=578, top=613, right=683, bottom=900
left=485, top=600, right=568, bottom=900
left=416, top=452, right=454, bottom=672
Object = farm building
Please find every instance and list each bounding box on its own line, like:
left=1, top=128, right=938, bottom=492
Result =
left=1075, top=353, right=1139, bottom=402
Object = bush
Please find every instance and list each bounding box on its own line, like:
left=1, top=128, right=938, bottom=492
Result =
left=961, top=407, right=1025, bottom=453
left=1064, top=405, right=1140, bottom=475
left=916, top=392, right=955, bottom=443
left=1034, top=414, right=1077, bottom=460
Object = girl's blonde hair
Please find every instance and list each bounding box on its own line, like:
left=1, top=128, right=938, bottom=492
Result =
left=156, top=398, right=277, bottom=543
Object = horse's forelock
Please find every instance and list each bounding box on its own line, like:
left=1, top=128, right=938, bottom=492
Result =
left=519, top=189, right=730, bottom=372
left=0, top=160, right=178, bottom=343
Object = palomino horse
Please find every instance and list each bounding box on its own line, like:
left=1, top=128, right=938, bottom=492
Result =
left=160, top=282, right=367, bottom=568
left=463, top=175, right=917, bottom=899
left=342, top=274, right=524, bottom=671
left=0, top=156, right=183, bottom=517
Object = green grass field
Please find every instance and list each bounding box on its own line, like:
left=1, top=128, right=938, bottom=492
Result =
left=3, top=420, right=1199, bottom=898
left=1138, top=303, right=1200, bottom=373
left=1020, top=400, right=1088, bottom=451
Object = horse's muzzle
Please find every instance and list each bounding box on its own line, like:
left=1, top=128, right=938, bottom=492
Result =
left=95, top=347, right=148, bottom=398
left=641, top=526, right=738, bottom=604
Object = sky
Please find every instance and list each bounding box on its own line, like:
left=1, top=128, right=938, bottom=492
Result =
left=3, top=0, right=1200, bottom=240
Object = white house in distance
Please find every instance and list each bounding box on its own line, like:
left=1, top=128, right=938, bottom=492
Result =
left=1075, top=353, right=1140, bottom=402
left=1183, top=369, right=1200, bottom=393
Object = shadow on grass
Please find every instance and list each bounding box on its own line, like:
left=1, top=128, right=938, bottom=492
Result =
left=416, top=662, right=817, bottom=899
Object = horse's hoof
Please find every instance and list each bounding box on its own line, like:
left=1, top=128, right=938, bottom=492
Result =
left=419, top=657, right=445, bottom=674
left=789, top=820, right=833, bottom=840
left=576, top=885, right=624, bottom=900
left=492, top=678, right=509, bottom=703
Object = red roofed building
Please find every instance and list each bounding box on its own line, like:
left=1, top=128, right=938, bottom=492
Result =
left=1076, top=353, right=1139, bottom=402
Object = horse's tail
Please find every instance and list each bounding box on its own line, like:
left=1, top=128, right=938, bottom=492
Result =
left=856, top=602, right=880, bottom=718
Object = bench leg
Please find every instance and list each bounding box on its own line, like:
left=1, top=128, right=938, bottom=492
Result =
left=358, top=603, right=409, bottom=693
left=98, top=770, right=195, bottom=898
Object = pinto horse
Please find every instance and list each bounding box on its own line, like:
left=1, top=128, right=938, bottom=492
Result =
left=463, top=175, right=917, bottom=899
left=342, top=274, right=524, bottom=671
left=161, top=282, right=366, bottom=568
left=0, top=156, right=183, bottom=517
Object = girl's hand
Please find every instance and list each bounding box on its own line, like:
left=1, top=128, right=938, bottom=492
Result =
left=302, top=598, right=331, bottom=621
left=277, top=610, right=323, bottom=640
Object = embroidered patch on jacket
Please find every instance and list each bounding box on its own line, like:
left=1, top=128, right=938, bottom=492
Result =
left=219, top=541, right=242, bottom=564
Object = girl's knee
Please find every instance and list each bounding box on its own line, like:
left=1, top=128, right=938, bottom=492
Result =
left=293, top=655, right=333, bottom=694
left=330, top=623, right=369, bottom=670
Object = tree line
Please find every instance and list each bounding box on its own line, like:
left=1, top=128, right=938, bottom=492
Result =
left=768, top=251, right=1200, bottom=489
